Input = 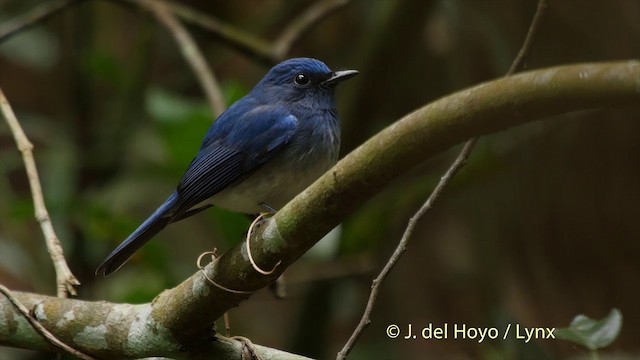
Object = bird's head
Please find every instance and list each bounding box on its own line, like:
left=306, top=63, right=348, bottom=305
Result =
left=251, top=58, right=358, bottom=107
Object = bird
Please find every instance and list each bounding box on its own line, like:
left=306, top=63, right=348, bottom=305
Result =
left=96, top=57, right=358, bottom=276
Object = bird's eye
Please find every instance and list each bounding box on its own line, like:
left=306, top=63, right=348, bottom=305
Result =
left=294, top=73, right=311, bottom=87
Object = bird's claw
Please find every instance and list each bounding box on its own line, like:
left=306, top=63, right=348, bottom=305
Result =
left=233, top=336, right=263, bottom=360
left=246, top=213, right=282, bottom=275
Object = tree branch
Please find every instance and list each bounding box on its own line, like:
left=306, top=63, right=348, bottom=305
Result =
left=0, top=285, right=95, bottom=359
left=114, top=0, right=350, bottom=65
left=144, top=0, right=227, bottom=117
left=1, top=0, right=350, bottom=67
left=0, top=0, right=85, bottom=43
left=508, top=0, right=548, bottom=75
left=272, top=0, right=352, bottom=59
left=119, top=0, right=276, bottom=64
left=336, top=1, right=549, bottom=357
left=2, top=61, right=639, bottom=357
left=0, top=288, right=310, bottom=359
left=0, top=87, right=80, bottom=297
left=335, top=139, right=478, bottom=359
left=196, top=61, right=639, bottom=341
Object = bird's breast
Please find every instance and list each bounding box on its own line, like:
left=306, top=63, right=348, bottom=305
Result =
left=209, top=153, right=335, bottom=214
left=210, top=121, right=339, bottom=214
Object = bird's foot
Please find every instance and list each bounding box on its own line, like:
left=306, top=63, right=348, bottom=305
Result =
left=233, top=336, right=263, bottom=360
left=258, top=202, right=277, bottom=214
left=246, top=213, right=282, bottom=275
left=269, top=273, right=287, bottom=299
left=223, top=312, right=231, bottom=337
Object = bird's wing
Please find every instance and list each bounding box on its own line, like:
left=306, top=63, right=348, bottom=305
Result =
left=172, top=105, right=298, bottom=216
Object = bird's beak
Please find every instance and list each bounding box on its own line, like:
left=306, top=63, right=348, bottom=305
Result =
left=321, top=69, right=359, bottom=88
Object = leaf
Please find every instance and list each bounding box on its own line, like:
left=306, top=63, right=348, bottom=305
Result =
left=555, top=308, right=623, bottom=350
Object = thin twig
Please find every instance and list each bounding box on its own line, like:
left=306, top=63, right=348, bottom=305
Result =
left=336, top=1, right=548, bottom=358
left=2, top=0, right=349, bottom=66
left=0, top=88, right=80, bottom=297
left=114, top=0, right=275, bottom=64
left=114, top=0, right=350, bottom=65
left=145, top=0, right=227, bottom=117
left=0, top=284, right=96, bottom=359
left=336, top=140, right=477, bottom=360
left=0, top=0, right=85, bottom=43
left=272, top=0, right=352, bottom=59
left=151, top=0, right=275, bottom=64
left=508, top=0, right=548, bottom=75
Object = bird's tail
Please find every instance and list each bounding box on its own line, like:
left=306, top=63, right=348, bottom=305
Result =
left=96, top=192, right=179, bottom=276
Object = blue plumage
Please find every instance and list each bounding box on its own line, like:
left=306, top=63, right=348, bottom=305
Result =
left=97, top=58, right=357, bottom=276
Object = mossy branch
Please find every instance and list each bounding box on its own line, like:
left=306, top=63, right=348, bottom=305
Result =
left=170, top=60, right=640, bottom=341
left=1, top=61, right=639, bottom=358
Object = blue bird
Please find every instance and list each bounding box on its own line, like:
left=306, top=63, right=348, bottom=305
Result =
left=97, top=58, right=357, bottom=276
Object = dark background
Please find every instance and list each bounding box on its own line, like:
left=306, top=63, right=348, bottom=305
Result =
left=0, top=0, right=639, bottom=359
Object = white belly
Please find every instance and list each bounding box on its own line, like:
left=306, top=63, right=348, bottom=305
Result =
left=208, top=157, right=333, bottom=214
